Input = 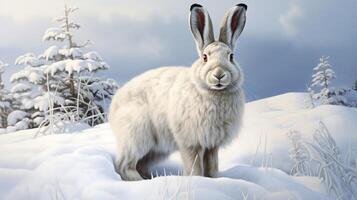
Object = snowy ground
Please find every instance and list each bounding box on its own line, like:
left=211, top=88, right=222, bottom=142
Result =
left=1, top=92, right=356, bottom=200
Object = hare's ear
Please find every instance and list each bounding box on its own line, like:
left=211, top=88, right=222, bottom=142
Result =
left=219, top=4, right=247, bottom=50
left=189, top=4, right=215, bottom=54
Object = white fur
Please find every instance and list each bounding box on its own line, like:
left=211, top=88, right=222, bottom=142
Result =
left=109, top=4, right=247, bottom=181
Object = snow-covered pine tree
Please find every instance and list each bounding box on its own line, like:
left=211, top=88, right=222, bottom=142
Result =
left=0, top=61, right=13, bottom=132
left=40, top=5, right=118, bottom=128
left=311, top=56, right=335, bottom=100
left=11, top=5, right=118, bottom=133
left=8, top=54, right=45, bottom=132
left=310, top=56, right=347, bottom=106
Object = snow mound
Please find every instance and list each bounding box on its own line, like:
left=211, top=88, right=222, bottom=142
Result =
left=246, top=92, right=309, bottom=113
left=230, top=93, right=357, bottom=173
left=2, top=93, right=356, bottom=200
left=0, top=126, right=328, bottom=200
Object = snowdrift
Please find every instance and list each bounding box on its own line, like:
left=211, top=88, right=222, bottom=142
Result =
left=1, top=92, right=356, bottom=200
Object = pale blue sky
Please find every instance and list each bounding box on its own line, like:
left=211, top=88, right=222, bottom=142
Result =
left=1, top=0, right=356, bottom=99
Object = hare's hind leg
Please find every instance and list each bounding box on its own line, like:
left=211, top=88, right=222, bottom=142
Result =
left=115, top=135, right=155, bottom=181
left=136, top=151, right=169, bottom=179
left=115, top=155, right=143, bottom=181
left=112, top=106, right=155, bottom=181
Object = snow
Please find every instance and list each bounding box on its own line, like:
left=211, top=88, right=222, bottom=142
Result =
left=10, top=66, right=44, bottom=84
left=33, top=116, right=44, bottom=126
left=10, top=83, right=31, bottom=93
left=230, top=93, right=357, bottom=173
left=0, top=61, right=8, bottom=73
left=0, top=101, right=10, bottom=108
left=58, top=47, right=83, bottom=58
left=42, top=45, right=59, bottom=60
left=1, top=92, right=356, bottom=199
left=84, top=51, right=103, bottom=62
left=21, top=98, right=35, bottom=110
left=42, top=27, right=66, bottom=42
left=10, top=120, right=29, bottom=131
left=15, top=53, right=43, bottom=67
left=7, top=110, right=28, bottom=126
left=45, top=59, right=109, bottom=75
left=33, top=92, right=65, bottom=111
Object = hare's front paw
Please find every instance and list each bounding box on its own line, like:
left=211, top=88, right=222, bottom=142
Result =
left=203, top=147, right=218, bottom=178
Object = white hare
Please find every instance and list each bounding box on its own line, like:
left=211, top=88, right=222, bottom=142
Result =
left=109, top=3, right=247, bottom=181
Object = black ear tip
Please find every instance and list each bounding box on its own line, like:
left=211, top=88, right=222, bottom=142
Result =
left=190, top=3, right=203, bottom=11
left=237, top=3, right=248, bottom=10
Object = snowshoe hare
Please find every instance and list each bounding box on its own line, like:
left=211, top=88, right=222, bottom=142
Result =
left=109, top=3, right=247, bottom=181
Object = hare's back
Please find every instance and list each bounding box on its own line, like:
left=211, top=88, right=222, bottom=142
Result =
left=112, top=66, right=189, bottom=107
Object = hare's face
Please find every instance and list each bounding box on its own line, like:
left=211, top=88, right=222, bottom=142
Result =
left=189, top=4, right=247, bottom=93
left=194, top=42, right=242, bottom=91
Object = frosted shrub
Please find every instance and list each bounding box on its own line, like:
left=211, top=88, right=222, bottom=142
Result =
left=307, top=122, right=357, bottom=200
left=289, top=122, right=357, bottom=200
left=287, top=130, right=313, bottom=176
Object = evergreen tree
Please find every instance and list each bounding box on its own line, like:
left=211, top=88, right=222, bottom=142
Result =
left=8, top=54, right=44, bottom=131
left=9, top=5, right=118, bottom=132
left=348, top=80, right=357, bottom=107
left=0, top=61, right=12, bottom=132
left=353, top=80, right=357, bottom=91
left=311, top=56, right=335, bottom=98
left=310, top=56, right=347, bottom=106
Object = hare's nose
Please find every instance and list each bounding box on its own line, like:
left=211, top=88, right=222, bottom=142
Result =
left=213, top=73, right=225, bottom=80
left=212, top=68, right=226, bottom=80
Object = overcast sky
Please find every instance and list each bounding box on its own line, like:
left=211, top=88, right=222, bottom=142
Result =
left=1, top=0, right=356, bottom=99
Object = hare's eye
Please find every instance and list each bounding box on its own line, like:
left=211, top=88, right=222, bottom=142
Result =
left=203, top=54, right=208, bottom=62
left=229, top=53, right=234, bottom=62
